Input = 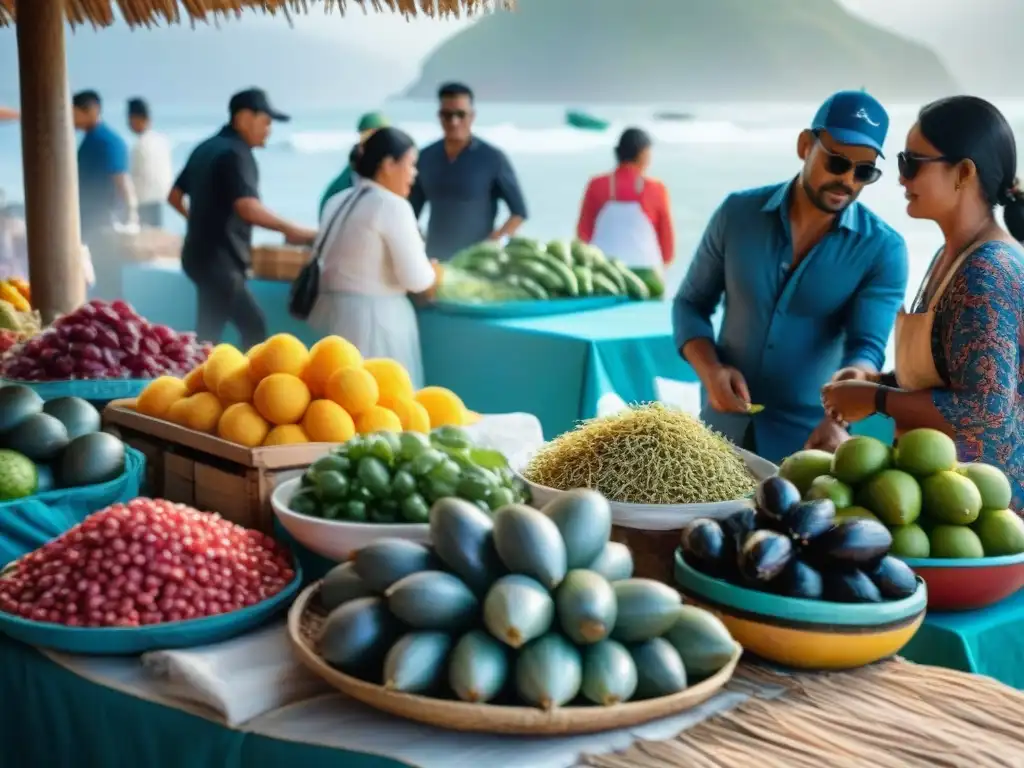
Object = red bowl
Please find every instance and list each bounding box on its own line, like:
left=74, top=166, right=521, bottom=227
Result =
left=900, top=554, right=1024, bottom=611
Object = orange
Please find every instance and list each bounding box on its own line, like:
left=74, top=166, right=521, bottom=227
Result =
left=303, top=336, right=363, bottom=398
left=324, top=366, right=379, bottom=416
left=136, top=376, right=188, bottom=419
left=217, top=403, right=270, bottom=447
left=253, top=373, right=311, bottom=425
left=388, top=396, right=431, bottom=433
left=263, top=424, right=309, bottom=446
left=203, top=344, right=245, bottom=393
left=249, top=334, right=309, bottom=380
left=414, top=386, right=467, bottom=428
left=178, top=392, right=224, bottom=433
left=363, top=358, right=414, bottom=407
left=217, top=360, right=256, bottom=404
left=355, top=406, right=402, bottom=434
left=302, top=399, right=356, bottom=443
left=183, top=365, right=208, bottom=395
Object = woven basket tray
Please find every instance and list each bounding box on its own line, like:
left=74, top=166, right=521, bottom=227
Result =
left=287, top=581, right=741, bottom=735
left=251, top=245, right=310, bottom=282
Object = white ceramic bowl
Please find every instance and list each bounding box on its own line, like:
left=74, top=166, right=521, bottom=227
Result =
left=512, top=446, right=778, bottom=532
left=271, top=477, right=430, bottom=562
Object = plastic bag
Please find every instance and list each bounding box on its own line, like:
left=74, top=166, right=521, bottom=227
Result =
left=436, top=265, right=530, bottom=304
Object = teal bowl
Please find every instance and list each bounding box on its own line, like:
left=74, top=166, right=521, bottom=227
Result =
left=0, top=561, right=302, bottom=655
left=674, top=550, right=927, bottom=669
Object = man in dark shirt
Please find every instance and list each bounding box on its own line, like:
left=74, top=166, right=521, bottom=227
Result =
left=168, top=88, right=316, bottom=348
left=409, top=83, right=528, bottom=260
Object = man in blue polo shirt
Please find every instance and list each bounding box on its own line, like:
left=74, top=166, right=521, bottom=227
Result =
left=673, top=90, right=909, bottom=464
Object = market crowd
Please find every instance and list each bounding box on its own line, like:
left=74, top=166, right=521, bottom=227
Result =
left=67, top=83, right=1024, bottom=510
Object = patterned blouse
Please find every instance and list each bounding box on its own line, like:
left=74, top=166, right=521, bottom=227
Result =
left=930, top=240, right=1024, bottom=510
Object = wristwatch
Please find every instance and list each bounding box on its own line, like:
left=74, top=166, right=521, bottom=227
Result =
left=874, top=387, right=890, bottom=416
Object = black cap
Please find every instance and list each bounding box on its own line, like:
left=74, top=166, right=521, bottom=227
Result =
left=228, top=88, right=290, bottom=122
left=127, top=98, right=149, bottom=119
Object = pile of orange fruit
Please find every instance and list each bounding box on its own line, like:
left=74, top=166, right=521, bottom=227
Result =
left=133, top=333, right=479, bottom=447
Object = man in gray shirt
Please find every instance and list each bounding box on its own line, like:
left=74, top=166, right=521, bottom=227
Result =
left=409, top=82, right=528, bottom=260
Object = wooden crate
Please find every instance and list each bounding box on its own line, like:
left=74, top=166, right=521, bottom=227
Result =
left=102, top=399, right=331, bottom=532
left=251, top=245, right=310, bottom=282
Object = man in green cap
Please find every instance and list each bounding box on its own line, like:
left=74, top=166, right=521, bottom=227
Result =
left=317, top=111, right=389, bottom=218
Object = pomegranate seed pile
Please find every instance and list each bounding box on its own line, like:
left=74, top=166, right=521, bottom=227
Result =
left=0, top=499, right=295, bottom=628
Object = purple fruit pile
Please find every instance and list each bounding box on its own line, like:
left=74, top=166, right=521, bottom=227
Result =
left=0, top=300, right=212, bottom=381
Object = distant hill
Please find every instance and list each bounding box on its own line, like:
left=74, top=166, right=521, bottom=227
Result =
left=403, top=0, right=956, bottom=103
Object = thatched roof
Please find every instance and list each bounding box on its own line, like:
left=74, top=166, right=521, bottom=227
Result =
left=0, top=0, right=513, bottom=28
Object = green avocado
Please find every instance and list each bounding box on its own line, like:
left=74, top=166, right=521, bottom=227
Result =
left=4, top=412, right=69, bottom=462
left=57, top=431, right=125, bottom=488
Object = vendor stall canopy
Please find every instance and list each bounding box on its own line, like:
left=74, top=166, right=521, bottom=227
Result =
left=0, top=0, right=514, bottom=28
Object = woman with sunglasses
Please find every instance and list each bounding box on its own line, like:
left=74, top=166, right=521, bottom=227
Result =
left=823, top=96, right=1024, bottom=510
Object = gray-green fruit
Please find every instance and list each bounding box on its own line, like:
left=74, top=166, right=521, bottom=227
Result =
left=581, top=640, right=637, bottom=706
left=585, top=541, right=634, bottom=582
left=930, top=525, right=985, bottom=559
left=429, top=497, right=505, bottom=595
left=320, top=562, right=374, bottom=611
left=385, top=570, right=478, bottom=631
left=493, top=503, right=568, bottom=588
left=542, top=489, right=611, bottom=569
left=449, top=630, right=509, bottom=703
left=319, top=597, right=401, bottom=674
left=959, top=464, right=1013, bottom=511
left=779, top=449, right=834, bottom=495
left=556, top=569, right=617, bottom=644
left=856, top=469, right=922, bottom=526
left=895, top=428, right=957, bottom=477
left=610, top=579, right=682, bottom=643
left=4, top=412, right=69, bottom=462
left=630, top=638, right=687, bottom=699
left=973, top=509, right=1024, bottom=556
left=922, top=470, right=983, bottom=525
left=383, top=632, right=452, bottom=693
left=483, top=574, right=554, bottom=648
left=352, top=539, right=437, bottom=593
left=805, top=475, right=853, bottom=509
left=515, top=634, right=582, bottom=710
left=889, top=523, right=930, bottom=559
left=831, top=436, right=891, bottom=486
left=663, top=605, right=738, bottom=679
left=835, top=506, right=881, bottom=523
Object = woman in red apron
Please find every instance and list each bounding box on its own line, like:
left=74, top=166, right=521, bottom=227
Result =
left=576, top=128, right=675, bottom=281
left=822, top=96, right=1024, bottom=510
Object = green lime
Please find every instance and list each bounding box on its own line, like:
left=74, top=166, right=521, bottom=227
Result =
left=398, top=431, right=432, bottom=461
left=289, top=489, right=319, bottom=517
left=486, top=486, right=515, bottom=510
left=409, top=449, right=444, bottom=477
left=457, top=473, right=494, bottom=502
left=430, top=425, right=472, bottom=451
left=322, top=502, right=345, bottom=520
left=345, top=436, right=369, bottom=461
left=400, top=493, right=430, bottom=523
left=364, top=433, right=396, bottom=465
left=311, top=454, right=350, bottom=475
left=344, top=500, right=368, bottom=522
left=391, top=470, right=417, bottom=499
left=357, top=456, right=391, bottom=498
left=428, top=458, right=462, bottom=486
left=314, top=470, right=349, bottom=502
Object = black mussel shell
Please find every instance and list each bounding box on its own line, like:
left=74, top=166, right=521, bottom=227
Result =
left=810, top=518, right=893, bottom=566
left=738, top=529, right=793, bottom=584
left=721, top=507, right=758, bottom=569
left=787, top=499, right=837, bottom=547
left=780, top=558, right=824, bottom=600
left=823, top=568, right=882, bottom=603
left=868, top=556, right=919, bottom=601
left=755, top=476, right=802, bottom=523
left=681, top=518, right=728, bottom=576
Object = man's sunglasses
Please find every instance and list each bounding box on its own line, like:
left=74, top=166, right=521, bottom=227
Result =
left=897, top=151, right=949, bottom=180
left=817, top=140, right=882, bottom=184
left=439, top=109, right=469, bottom=122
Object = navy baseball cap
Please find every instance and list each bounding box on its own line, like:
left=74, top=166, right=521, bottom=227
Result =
left=811, top=90, right=889, bottom=157
left=229, top=88, right=290, bottom=122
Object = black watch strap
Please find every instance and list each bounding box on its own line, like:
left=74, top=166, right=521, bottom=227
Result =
left=875, top=386, right=890, bottom=416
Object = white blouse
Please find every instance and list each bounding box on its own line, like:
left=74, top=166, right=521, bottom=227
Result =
left=318, top=181, right=435, bottom=297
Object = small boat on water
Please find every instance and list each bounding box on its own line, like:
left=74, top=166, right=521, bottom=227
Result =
left=565, top=110, right=609, bottom=131
left=653, top=111, right=695, bottom=122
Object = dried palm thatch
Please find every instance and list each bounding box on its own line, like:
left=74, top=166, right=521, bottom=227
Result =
left=0, top=0, right=514, bottom=29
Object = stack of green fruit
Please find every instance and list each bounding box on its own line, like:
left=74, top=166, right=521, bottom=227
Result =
left=440, top=237, right=663, bottom=303
left=315, top=490, right=739, bottom=709
left=0, top=385, right=127, bottom=501
left=289, top=427, right=530, bottom=524
left=779, top=428, right=1024, bottom=560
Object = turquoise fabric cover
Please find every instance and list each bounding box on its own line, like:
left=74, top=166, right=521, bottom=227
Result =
left=1, top=377, right=150, bottom=406
left=0, top=445, right=145, bottom=567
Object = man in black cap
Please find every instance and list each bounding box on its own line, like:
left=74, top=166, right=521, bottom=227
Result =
left=168, top=88, right=316, bottom=348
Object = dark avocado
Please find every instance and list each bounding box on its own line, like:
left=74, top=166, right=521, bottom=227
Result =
left=868, top=556, right=919, bottom=600
left=754, top=476, right=802, bottom=524
left=787, top=499, right=837, bottom=547
left=824, top=568, right=882, bottom=603
left=780, top=558, right=824, bottom=600
left=738, top=529, right=793, bottom=584
left=0, top=385, right=43, bottom=436
left=681, top=518, right=727, bottom=576
left=57, top=431, right=126, bottom=488
left=43, top=397, right=101, bottom=440
left=4, top=412, right=69, bottom=462
left=812, top=518, right=893, bottom=566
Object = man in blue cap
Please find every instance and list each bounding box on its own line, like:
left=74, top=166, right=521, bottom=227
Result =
left=672, top=90, right=909, bottom=463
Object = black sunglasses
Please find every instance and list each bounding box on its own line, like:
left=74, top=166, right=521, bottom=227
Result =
left=439, top=109, right=469, bottom=122
left=897, top=151, right=950, bottom=180
left=816, top=140, right=883, bottom=184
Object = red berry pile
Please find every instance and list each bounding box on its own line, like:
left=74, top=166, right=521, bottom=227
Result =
left=0, top=299, right=212, bottom=381
left=0, top=329, right=19, bottom=356
left=0, top=499, right=295, bottom=628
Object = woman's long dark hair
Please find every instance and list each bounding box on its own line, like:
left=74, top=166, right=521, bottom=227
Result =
left=354, top=127, right=415, bottom=180
left=918, top=96, right=1024, bottom=240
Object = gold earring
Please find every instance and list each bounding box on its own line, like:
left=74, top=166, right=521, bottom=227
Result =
left=955, top=182, right=961, bottom=191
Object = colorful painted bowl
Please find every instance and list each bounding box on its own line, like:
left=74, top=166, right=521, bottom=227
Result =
left=673, top=550, right=927, bottom=670
left=898, top=553, right=1024, bottom=611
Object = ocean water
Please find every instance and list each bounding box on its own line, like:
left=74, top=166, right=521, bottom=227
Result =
left=4, top=97, right=1024, bottom=302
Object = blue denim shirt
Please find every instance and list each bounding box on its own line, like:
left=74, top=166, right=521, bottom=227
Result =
left=672, top=180, right=908, bottom=464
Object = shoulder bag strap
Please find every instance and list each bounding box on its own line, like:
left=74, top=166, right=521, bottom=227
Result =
left=312, top=186, right=369, bottom=267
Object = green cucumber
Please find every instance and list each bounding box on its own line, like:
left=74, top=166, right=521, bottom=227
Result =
left=631, top=267, right=665, bottom=299
left=594, top=260, right=627, bottom=293
left=512, top=275, right=550, bottom=300
left=585, top=244, right=609, bottom=266
left=570, top=239, right=592, bottom=267
left=611, top=259, right=651, bottom=300
left=546, top=240, right=572, bottom=267
left=507, top=236, right=543, bottom=252
left=451, top=241, right=503, bottom=269
left=469, top=256, right=503, bottom=280
left=592, top=273, right=621, bottom=296
left=573, top=266, right=594, bottom=296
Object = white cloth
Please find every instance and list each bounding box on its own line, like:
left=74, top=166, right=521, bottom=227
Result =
left=130, top=130, right=174, bottom=205
left=590, top=175, right=662, bottom=270
left=318, top=180, right=435, bottom=297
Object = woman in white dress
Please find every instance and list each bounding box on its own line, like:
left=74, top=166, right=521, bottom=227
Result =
left=309, top=128, right=439, bottom=387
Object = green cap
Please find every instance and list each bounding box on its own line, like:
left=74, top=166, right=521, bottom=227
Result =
left=357, top=111, right=389, bottom=133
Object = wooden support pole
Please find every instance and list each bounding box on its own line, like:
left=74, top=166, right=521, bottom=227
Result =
left=16, top=0, right=84, bottom=324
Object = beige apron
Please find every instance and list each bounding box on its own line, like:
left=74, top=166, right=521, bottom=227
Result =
left=894, top=241, right=987, bottom=391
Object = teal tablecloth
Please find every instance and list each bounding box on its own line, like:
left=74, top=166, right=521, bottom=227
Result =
left=900, top=590, right=1024, bottom=689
